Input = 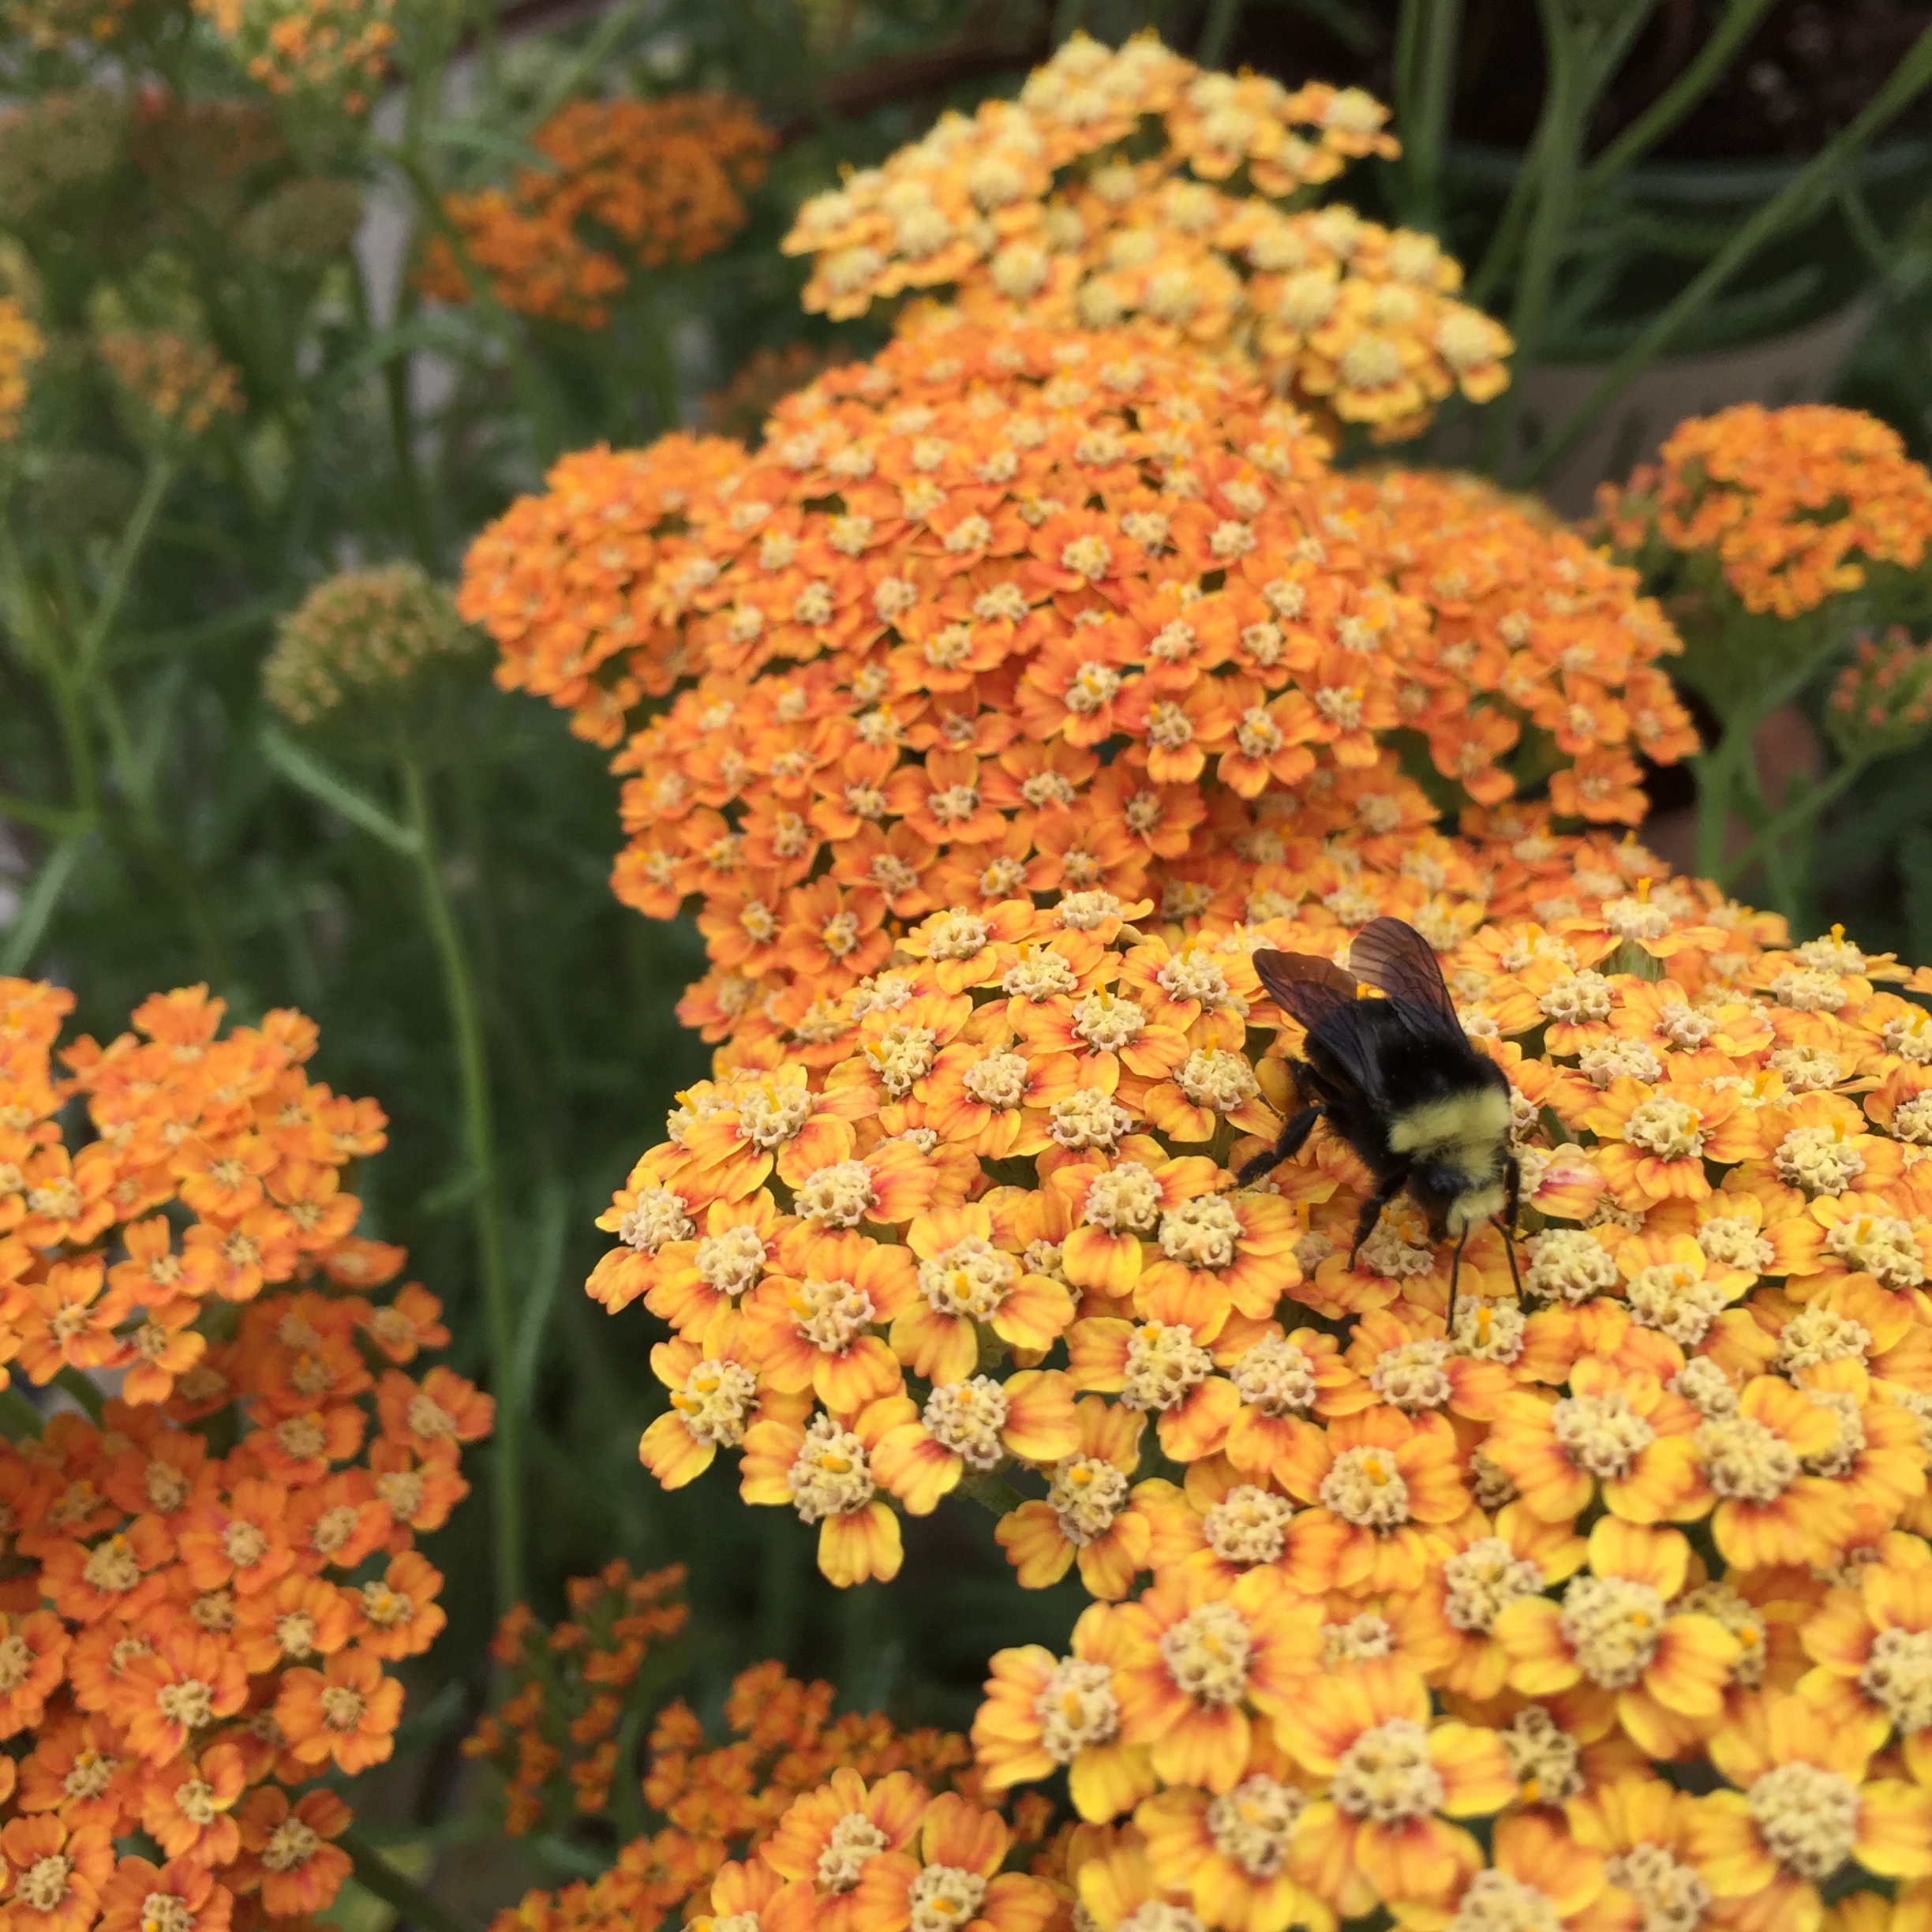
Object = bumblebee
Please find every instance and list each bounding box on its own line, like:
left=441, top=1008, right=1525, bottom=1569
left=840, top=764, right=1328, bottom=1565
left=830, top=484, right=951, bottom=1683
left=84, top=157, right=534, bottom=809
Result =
left=1239, top=915, right=1522, bottom=1322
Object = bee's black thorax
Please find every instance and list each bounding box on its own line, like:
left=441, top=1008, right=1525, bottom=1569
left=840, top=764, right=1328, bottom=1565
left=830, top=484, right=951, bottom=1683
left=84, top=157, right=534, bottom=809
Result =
left=1298, top=1001, right=1514, bottom=1239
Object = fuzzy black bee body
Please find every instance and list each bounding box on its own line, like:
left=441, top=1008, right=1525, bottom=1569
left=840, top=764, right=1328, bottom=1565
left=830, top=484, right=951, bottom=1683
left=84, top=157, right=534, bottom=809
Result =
left=1240, top=916, right=1522, bottom=1321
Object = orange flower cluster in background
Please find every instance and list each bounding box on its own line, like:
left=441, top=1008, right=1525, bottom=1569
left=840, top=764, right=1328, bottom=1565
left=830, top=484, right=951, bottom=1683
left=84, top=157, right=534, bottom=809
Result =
left=460, top=318, right=1692, bottom=1030
left=95, top=328, right=244, bottom=440
left=479, top=1625, right=1055, bottom=1932
left=0, top=975, right=492, bottom=1932
left=192, top=0, right=398, bottom=112
left=587, top=858, right=1932, bottom=1926
left=0, top=300, right=44, bottom=443
left=421, top=95, right=775, bottom=329
left=5, top=0, right=139, bottom=47
left=1827, top=625, right=1932, bottom=762
left=462, top=1560, right=688, bottom=1832
left=781, top=32, right=1510, bottom=439
left=1599, top=402, right=1932, bottom=620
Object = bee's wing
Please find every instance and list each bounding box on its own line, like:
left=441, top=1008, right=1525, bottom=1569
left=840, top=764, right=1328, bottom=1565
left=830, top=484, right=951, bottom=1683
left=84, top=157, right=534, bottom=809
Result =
left=1347, top=918, right=1463, bottom=1038
left=1252, top=948, right=1380, bottom=1093
left=1252, top=948, right=1360, bottom=1027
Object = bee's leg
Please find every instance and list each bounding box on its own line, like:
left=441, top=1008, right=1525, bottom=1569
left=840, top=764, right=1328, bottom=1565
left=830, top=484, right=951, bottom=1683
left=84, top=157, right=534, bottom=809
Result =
left=1236, top=1105, right=1320, bottom=1184
left=1346, top=1170, right=1409, bottom=1270
left=1447, top=1225, right=1470, bottom=1333
left=1496, top=1152, right=1525, bottom=1299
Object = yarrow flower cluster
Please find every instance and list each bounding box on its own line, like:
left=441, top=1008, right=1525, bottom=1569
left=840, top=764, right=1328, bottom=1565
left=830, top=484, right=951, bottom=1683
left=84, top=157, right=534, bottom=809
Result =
left=0, top=975, right=492, bottom=1932
left=578, top=863, right=1932, bottom=1926
left=1826, top=626, right=1932, bottom=763
left=479, top=1634, right=1056, bottom=1932
left=781, top=32, right=1511, bottom=439
left=95, top=330, right=244, bottom=443
left=462, top=1560, right=688, bottom=1833
left=262, top=563, right=475, bottom=728
left=193, top=0, right=399, bottom=113
left=421, top=95, right=775, bottom=329
left=440, top=50, right=1932, bottom=1932
left=1599, top=403, right=1932, bottom=621
left=3, top=0, right=139, bottom=47
left=459, top=318, right=1693, bottom=1031
left=0, top=301, right=43, bottom=444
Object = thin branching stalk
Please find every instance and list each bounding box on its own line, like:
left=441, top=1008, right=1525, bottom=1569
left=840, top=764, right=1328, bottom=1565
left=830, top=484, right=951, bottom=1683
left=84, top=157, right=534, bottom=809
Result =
left=1582, top=0, right=1780, bottom=194
left=0, top=1390, right=43, bottom=1441
left=79, top=458, right=174, bottom=670
left=398, top=739, right=524, bottom=1614
left=1521, top=21, right=1932, bottom=487
left=1393, top=0, right=1462, bottom=231
left=1479, top=0, right=1584, bottom=471
left=338, top=1828, right=479, bottom=1932
left=1196, top=0, right=1245, bottom=69
left=1721, top=758, right=1872, bottom=893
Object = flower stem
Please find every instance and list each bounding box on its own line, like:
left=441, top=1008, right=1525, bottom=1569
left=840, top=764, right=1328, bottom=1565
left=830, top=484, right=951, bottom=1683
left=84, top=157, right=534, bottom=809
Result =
left=53, top=1368, right=105, bottom=1422
left=1692, top=736, right=1738, bottom=884
left=1479, top=0, right=1582, bottom=472
left=1195, top=0, right=1244, bottom=69
left=1719, top=757, right=1870, bottom=895
left=78, top=458, right=174, bottom=672
left=957, top=1469, right=1025, bottom=1515
left=1580, top=0, right=1779, bottom=195
left=338, top=1828, right=478, bottom=1932
left=1393, top=0, right=1462, bottom=230
left=0, top=836, right=88, bottom=978
left=397, top=743, right=523, bottom=1616
left=0, top=1389, right=42, bottom=1440
left=1520, top=18, right=1932, bottom=489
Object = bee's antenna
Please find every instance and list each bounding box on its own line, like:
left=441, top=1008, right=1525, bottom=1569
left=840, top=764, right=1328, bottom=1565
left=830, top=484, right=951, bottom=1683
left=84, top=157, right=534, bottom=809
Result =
left=1497, top=1151, right=1525, bottom=1302
left=1500, top=1221, right=1524, bottom=1300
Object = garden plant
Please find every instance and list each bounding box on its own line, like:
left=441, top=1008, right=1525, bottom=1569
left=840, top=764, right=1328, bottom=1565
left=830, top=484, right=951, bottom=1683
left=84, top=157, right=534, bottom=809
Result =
left=13, top=6, right=1932, bottom=1932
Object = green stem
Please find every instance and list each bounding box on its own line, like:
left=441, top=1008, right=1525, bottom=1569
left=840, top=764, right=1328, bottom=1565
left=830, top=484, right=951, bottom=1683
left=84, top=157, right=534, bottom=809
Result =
left=1580, top=1, right=1661, bottom=103
left=1480, top=0, right=1585, bottom=470
left=0, top=530, right=100, bottom=822
left=338, top=1828, right=478, bottom=1932
left=1522, top=20, right=1932, bottom=488
left=0, top=1390, right=43, bottom=1440
left=609, top=1638, right=691, bottom=1844
left=260, top=728, right=421, bottom=855
left=1, top=837, right=89, bottom=977
left=473, top=0, right=504, bottom=118
left=1691, top=739, right=1737, bottom=883
left=507, top=1177, right=566, bottom=1425
left=1468, top=0, right=1655, bottom=309
left=838, top=1582, right=881, bottom=1700
left=46, top=668, right=101, bottom=825
left=114, top=594, right=282, bottom=665
left=754, top=1510, right=808, bottom=1664
left=4, top=485, right=231, bottom=984
left=397, top=743, right=522, bottom=1616
left=0, top=790, right=88, bottom=839
left=78, top=459, right=174, bottom=672
left=53, top=1367, right=106, bottom=1423
left=376, top=140, right=571, bottom=464
left=92, top=675, right=233, bottom=986
left=1196, top=0, right=1244, bottom=68
left=518, top=0, right=654, bottom=134
left=1581, top=0, right=1780, bottom=196
left=1719, top=757, right=1870, bottom=891
left=352, top=260, right=438, bottom=573
left=1394, top=0, right=1462, bottom=229
left=608, top=1701, right=650, bottom=1845
left=957, top=1468, right=1025, bottom=1515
